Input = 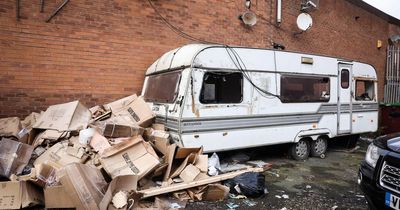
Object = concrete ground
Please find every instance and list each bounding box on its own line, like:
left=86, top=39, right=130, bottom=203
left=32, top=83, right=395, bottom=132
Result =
left=187, top=138, right=371, bottom=210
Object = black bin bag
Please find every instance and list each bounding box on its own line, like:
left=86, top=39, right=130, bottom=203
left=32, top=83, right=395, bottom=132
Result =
left=224, top=172, right=266, bottom=198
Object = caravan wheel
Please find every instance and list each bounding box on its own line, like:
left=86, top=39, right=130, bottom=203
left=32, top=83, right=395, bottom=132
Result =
left=289, top=139, right=310, bottom=160
left=310, top=137, right=328, bottom=157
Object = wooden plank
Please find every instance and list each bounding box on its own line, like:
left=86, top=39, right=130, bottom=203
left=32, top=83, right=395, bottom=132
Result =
left=139, top=167, right=268, bottom=198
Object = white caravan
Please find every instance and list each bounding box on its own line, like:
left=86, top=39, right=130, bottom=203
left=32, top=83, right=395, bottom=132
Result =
left=141, top=44, right=378, bottom=160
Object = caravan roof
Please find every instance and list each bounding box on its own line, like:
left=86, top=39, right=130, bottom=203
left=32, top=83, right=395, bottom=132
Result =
left=145, top=44, right=377, bottom=79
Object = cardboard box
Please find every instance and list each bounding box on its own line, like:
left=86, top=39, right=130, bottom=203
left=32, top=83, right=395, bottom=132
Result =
left=100, top=136, right=160, bottom=179
left=0, top=117, right=22, bottom=139
left=103, top=118, right=144, bottom=138
left=99, top=175, right=139, bottom=210
left=35, top=163, right=57, bottom=187
left=111, top=96, right=155, bottom=128
left=0, top=181, right=44, bottom=209
left=152, top=130, right=170, bottom=155
left=104, top=94, right=138, bottom=114
left=33, top=100, right=91, bottom=131
left=56, top=163, right=107, bottom=210
left=0, top=138, right=34, bottom=177
left=44, top=185, right=75, bottom=209
left=34, top=141, right=87, bottom=168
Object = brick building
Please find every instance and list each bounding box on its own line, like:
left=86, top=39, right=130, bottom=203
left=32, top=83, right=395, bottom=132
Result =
left=0, top=0, right=399, bottom=117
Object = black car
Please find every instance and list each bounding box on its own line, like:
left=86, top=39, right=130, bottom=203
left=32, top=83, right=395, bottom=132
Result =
left=359, top=133, right=400, bottom=210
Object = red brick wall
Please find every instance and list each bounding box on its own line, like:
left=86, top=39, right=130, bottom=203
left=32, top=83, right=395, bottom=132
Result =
left=0, top=0, right=398, bottom=118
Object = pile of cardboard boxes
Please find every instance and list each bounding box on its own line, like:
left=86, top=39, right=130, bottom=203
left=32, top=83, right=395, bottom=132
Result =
left=0, top=94, right=269, bottom=210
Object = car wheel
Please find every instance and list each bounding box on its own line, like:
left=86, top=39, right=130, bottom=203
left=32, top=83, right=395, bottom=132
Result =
left=310, top=137, right=328, bottom=157
left=290, top=139, right=310, bottom=160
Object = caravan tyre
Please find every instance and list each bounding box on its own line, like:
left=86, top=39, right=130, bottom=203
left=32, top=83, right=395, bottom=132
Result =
left=290, top=140, right=310, bottom=160
left=310, top=137, right=328, bottom=157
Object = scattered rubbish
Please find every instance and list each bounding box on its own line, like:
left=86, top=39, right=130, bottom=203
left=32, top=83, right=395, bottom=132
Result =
left=281, top=207, right=288, bottom=210
left=0, top=94, right=271, bottom=209
left=112, top=191, right=128, bottom=209
left=230, top=153, right=250, bottom=163
left=243, top=199, right=257, bottom=207
left=282, top=194, right=289, bottom=199
left=306, top=185, right=312, bottom=189
left=349, top=146, right=361, bottom=153
left=331, top=205, right=338, bottom=210
left=275, top=195, right=282, bottom=199
left=208, top=152, right=221, bottom=176
left=320, top=153, right=326, bottom=159
left=225, top=172, right=267, bottom=198
left=229, top=193, right=247, bottom=199
left=226, top=202, right=240, bottom=209
left=355, top=194, right=365, bottom=198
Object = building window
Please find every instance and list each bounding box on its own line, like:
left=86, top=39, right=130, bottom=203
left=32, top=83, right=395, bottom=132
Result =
left=355, top=80, right=375, bottom=101
left=200, top=72, right=243, bottom=104
left=341, top=69, right=349, bottom=89
left=280, top=75, right=330, bottom=103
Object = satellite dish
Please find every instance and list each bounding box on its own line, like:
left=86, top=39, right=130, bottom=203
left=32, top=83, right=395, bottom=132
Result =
left=296, top=13, right=313, bottom=31
left=241, top=11, right=257, bottom=26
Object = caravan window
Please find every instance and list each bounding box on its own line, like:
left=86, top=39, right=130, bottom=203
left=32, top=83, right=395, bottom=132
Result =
left=200, top=72, right=243, bottom=104
left=341, top=69, right=350, bottom=89
left=355, top=80, right=375, bottom=101
left=280, top=76, right=330, bottom=103
left=144, top=71, right=181, bottom=103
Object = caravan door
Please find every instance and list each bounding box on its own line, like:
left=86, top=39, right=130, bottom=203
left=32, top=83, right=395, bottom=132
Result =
left=337, top=63, right=353, bottom=134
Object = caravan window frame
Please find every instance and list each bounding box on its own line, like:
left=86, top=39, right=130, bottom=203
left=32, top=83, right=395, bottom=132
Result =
left=143, top=70, right=182, bottom=103
left=199, top=71, right=243, bottom=104
left=280, top=75, right=331, bottom=103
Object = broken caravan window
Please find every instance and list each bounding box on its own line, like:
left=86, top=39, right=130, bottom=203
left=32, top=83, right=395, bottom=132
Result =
left=355, top=80, right=375, bottom=101
left=144, top=71, right=181, bottom=103
left=200, top=72, right=243, bottom=104
left=280, top=75, right=330, bottom=103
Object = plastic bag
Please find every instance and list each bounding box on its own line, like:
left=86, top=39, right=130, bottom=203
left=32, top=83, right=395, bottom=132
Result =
left=225, top=172, right=266, bottom=198
left=208, top=152, right=221, bottom=176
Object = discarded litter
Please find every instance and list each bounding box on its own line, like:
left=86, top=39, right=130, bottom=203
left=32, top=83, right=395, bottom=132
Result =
left=0, top=94, right=271, bottom=209
left=225, top=172, right=266, bottom=198
left=226, top=202, right=240, bottom=209
left=282, top=194, right=289, bottom=199
left=243, top=199, right=257, bottom=207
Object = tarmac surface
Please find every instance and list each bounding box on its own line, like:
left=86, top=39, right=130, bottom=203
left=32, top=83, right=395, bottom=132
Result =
left=187, top=138, right=370, bottom=210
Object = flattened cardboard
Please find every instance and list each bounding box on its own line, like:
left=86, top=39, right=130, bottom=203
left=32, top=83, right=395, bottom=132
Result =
left=163, top=144, right=177, bottom=182
left=203, top=184, right=230, bottom=201
left=100, top=136, right=160, bottom=179
left=0, top=138, right=34, bottom=177
left=57, top=163, right=107, bottom=210
left=44, top=185, right=75, bottom=208
left=0, top=117, right=21, bottom=139
left=99, top=175, right=138, bottom=210
left=170, top=153, right=198, bottom=179
left=175, top=147, right=203, bottom=159
left=179, top=164, right=200, bottom=183
left=194, top=155, right=208, bottom=173
left=34, top=142, right=87, bottom=168
left=0, top=181, right=44, bottom=209
left=33, top=101, right=91, bottom=131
